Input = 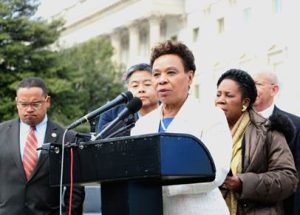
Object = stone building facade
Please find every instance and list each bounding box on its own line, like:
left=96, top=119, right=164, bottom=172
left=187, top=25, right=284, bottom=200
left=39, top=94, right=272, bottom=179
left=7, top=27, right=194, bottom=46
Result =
left=52, top=0, right=300, bottom=114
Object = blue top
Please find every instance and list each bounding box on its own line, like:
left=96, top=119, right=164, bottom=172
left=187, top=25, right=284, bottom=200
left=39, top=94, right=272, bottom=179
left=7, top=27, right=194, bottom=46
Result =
left=159, top=118, right=174, bottom=133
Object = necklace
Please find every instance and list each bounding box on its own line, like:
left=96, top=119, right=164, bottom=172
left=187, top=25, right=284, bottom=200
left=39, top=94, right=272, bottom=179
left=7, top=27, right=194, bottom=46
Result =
left=160, top=107, right=175, bottom=132
left=160, top=117, right=174, bottom=132
left=160, top=118, right=167, bottom=131
left=160, top=108, right=166, bottom=132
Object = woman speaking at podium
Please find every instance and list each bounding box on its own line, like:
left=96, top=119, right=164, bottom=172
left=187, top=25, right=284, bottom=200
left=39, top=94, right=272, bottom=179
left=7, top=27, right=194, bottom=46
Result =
left=131, top=40, right=232, bottom=215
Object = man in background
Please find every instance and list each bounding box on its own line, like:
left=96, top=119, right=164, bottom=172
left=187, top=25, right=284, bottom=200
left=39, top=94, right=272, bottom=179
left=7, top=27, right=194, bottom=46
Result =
left=252, top=70, right=300, bottom=215
left=98, top=63, right=159, bottom=136
left=0, top=77, right=85, bottom=214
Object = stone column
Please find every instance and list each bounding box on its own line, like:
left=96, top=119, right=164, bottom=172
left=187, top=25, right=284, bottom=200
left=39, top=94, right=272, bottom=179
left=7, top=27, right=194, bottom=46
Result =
left=149, top=16, right=161, bottom=48
left=128, top=23, right=139, bottom=65
left=110, top=30, right=121, bottom=63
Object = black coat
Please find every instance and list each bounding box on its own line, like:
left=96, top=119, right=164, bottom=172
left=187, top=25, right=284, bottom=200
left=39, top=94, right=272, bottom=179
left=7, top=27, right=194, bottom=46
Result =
left=0, top=119, right=85, bottom=215
left=273, top=106, right=300, bottom=215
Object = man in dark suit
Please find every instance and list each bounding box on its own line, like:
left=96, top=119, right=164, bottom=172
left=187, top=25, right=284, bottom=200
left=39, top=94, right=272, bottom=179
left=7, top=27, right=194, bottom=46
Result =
left=98, top=63, right=159, bottom=136
left=0, top=77, right=85, bottom=215
left=253, top=70, right=300, bottom=215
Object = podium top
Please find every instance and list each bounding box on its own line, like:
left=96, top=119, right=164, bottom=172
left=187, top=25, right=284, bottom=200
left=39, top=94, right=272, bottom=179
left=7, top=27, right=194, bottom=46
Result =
left=49, top=133, right=216, bottom=186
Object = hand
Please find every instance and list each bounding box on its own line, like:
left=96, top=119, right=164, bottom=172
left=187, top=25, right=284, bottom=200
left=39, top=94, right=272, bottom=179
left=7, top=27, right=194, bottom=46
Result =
left=223, top=175, right=242, bottom=191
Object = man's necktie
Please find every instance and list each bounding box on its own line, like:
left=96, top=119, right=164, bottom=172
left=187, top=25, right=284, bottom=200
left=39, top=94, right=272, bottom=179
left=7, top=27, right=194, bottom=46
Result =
left=23, top=126, right=38, bottom=180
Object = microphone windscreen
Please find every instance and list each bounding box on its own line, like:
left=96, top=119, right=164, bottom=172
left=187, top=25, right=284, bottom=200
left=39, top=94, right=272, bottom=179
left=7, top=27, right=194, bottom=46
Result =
left=122, top=91, right=133, bottom=102
left=127, top=97, right=142, bottom=113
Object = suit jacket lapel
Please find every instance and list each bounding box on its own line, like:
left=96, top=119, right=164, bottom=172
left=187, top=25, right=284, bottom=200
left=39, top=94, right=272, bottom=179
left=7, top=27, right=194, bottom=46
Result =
left=273, top=105, right=280, bottom=115
left=7, top=120, right=26, bottom=179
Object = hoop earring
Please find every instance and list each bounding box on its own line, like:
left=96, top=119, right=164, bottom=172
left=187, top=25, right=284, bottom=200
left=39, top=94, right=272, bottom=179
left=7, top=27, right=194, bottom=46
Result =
left=242, top=105, right=247, bottom=112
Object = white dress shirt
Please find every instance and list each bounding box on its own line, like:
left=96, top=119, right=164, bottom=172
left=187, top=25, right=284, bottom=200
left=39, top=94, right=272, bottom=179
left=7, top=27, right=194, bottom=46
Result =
left=258, top=103, right=275, bottom=118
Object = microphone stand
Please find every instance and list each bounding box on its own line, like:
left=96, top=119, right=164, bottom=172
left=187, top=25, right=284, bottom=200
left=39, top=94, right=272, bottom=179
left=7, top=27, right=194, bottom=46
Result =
left=89, top=115, right=99, bottom=133
left=102, top=122, right=135, bottom=139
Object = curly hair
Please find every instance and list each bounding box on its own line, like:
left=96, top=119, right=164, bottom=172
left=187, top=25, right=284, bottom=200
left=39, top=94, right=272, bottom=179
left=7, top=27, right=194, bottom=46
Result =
left=217, top=69, right=257, bottom=109
left=150, top=40, right=196, bottom=74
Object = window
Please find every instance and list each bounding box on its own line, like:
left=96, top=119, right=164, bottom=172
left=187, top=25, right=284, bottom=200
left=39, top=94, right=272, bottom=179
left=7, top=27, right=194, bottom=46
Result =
left=272, top=0, right=282, bottom=14
left=243, top=7, right=252, bottom=24
left=217, top=18, right=224, bottom=34
left=170, top=35, right=177, bottom=41
left=193, top=27, right=199, bottom=42
left=228, top=0, right=236, bottom=6
left=194, top=84, right=200, bottom=99
left=268, top=48, right=284, bottom=69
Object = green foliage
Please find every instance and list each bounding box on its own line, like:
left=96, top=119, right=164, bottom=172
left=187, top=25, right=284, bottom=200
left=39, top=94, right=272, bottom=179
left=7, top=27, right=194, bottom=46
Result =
left=56, top=37, right=125, bottom=131
left=0, top=0, right=125, bottom=131
left=0, top=0, right=63, bottom=121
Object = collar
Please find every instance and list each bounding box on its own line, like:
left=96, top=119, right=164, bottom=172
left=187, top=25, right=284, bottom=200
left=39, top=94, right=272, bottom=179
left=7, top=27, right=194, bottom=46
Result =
left=258, top=103, right=275, bottom=118
left=20, top=115, right=48, bottom=131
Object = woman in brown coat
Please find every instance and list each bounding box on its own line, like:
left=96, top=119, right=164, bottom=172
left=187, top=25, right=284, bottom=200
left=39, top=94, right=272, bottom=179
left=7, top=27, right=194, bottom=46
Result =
left=215, top=69, right=298, bottom=215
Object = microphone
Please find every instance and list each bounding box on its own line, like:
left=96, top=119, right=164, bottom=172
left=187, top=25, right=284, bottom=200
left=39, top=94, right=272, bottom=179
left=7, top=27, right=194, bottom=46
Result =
left=66, top=91, right=133, bottom=129
left=104, top=122, right=136, bottom=139
left=94, top=97, right=142, bottom=140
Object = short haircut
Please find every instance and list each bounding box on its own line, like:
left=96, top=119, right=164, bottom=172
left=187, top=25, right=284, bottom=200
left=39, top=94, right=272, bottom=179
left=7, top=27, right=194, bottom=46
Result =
left=253, top=69, right=279, bottom=85
left=124, top=63, right=152, bottom=81
left=217, top=69, right=257, bottom=109
left=17, top=77, right=48, bottom=96
left=150, top=40, right=196, bottom=74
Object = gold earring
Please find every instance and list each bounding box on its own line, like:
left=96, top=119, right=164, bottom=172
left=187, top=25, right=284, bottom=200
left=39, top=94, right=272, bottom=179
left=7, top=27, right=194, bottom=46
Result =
left=242, top=105, right=247, bottom=112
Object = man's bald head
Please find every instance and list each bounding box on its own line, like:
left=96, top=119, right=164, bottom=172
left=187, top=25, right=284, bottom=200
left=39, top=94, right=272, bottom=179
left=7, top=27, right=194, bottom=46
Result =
left=252, top=69, right=279, bottom=112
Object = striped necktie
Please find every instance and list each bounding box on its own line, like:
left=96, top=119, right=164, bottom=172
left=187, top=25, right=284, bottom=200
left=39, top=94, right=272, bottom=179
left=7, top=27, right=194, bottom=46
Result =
left=23, top=126, right=38, bottom=180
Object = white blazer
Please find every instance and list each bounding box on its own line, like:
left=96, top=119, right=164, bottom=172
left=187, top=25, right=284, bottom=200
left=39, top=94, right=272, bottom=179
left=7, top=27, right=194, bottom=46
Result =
left=131, top=96, right=232, bottom=215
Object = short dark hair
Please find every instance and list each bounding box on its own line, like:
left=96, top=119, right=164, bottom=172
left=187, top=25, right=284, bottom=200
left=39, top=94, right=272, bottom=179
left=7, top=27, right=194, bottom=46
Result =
left=17, top=77, right=48, bottom=96
left=124, top=63, right=152, bottom=81
left=217, top=69, right=257, bottom=109
left=150, top=40, right=196, bottom=74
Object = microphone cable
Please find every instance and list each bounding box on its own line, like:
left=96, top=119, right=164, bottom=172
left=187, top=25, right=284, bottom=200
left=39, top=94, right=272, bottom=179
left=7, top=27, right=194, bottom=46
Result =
left=68, top=148, right=74, bottom=215
left=59, top=129, right=74, bottom=215
left=59, top=129, right=68, bottom=215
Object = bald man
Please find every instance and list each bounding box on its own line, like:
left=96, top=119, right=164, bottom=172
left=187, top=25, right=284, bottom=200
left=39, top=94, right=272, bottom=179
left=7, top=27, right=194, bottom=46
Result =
left=252, top=70, right=300, bottom=215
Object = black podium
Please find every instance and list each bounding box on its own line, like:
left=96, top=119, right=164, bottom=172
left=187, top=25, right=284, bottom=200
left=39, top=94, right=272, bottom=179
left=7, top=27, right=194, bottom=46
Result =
left=49, top=133, right=216, bottom=215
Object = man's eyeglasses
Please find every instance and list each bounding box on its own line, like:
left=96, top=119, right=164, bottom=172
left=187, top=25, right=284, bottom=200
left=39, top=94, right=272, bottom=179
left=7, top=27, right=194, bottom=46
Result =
left=255, top=82, right=276, bottom=87
left=16, top=97, right=48, bottom=110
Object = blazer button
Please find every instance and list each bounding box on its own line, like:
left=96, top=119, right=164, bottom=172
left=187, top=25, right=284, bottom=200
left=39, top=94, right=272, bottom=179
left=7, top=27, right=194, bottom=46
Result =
left=239, top=200, right=248, bottom=208
left=242, top=202, right=248, bottom=208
